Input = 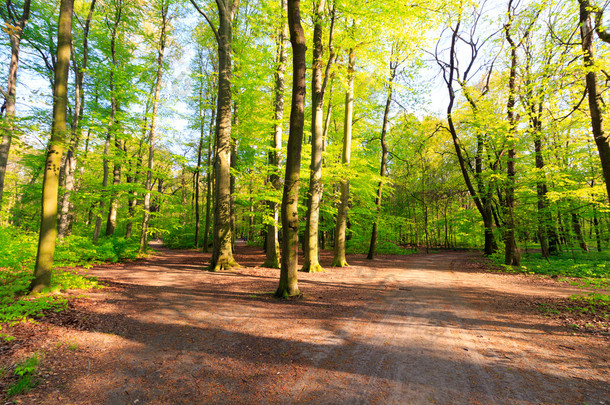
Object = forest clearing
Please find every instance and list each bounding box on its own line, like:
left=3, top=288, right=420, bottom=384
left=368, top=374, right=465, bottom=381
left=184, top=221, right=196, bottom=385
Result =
left=0, top=243, right=609, bottom=404
left=1, top=0, right=610, bottom=402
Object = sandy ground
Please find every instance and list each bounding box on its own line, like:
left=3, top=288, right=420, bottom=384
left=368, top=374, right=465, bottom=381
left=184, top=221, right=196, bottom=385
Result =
left=4, top=243, right=609, bottom=404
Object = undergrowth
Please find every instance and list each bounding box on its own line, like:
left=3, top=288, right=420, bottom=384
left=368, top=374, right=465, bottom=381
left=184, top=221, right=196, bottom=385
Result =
left=490, top=250, right=610, bottom=327
left=0, top=225, right=140, bottom=325
left=7, top=353, right=40, bottom=397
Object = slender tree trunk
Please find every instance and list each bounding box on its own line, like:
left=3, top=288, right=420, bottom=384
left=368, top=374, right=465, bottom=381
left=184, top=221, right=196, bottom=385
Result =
left=332, top=48, right=355, bottom=267
left=106, top=126, right=122, bottom=236
left=368, top=60, right=395, bottom=260
left=504, top=11, right=520, bottom=266
left=579, top=0, right=610, bottom=203
left=0, top=0, right=31, bottom=211
left=58, top=0, right=95, bottom=238
left=140, top=2, right=168, bottom=251
left=194, top=83, right=205, bottom=248
left=264, top=0, right=287, bottom=268
left=571, top=212, right=589, bottom=253
left=593, top=209, right=602, bottom=252
left=30, top=0, right=73, bottom=293
left=443, top=21, right=497, bottom=255
left=203, top=95, right=216, bottom=253
left=276, top=0, right=305, bottom=298
left=125, top=104, right=149, bottom=239
left=303, top=0, right=334, bottom=273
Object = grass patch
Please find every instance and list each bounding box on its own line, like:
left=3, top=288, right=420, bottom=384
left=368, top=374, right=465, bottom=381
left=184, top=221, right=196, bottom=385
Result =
left=490, top=250, right=610, bottom=288
left=7, top=353, right=40, bottom=397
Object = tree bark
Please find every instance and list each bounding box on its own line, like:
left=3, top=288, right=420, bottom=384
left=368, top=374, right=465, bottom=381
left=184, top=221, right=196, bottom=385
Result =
left=332, top=48, right=355, bottom=267
left=571, top=212, right=589, bottom=253
left=203, top=93, right=216, bottom=253
left=207, top=0, right=240, bottom=271
left=30, top=0, right=73, bottom=293
left=503, top=8, right=520, bottom=266
left=0, top=0, right=31, bottom=211
left=302, top=0, right=334, bottom=273
left=367, top=59, right=395, bottom=260
left=276, top=0, right=305, bottom=298
left=579, top=0, right=610, bottom=203
left=140, top=1, right=168, bottom=251
left=263, top=0, right=287, bottom=269
left=58, top=0, right=96, bottom=238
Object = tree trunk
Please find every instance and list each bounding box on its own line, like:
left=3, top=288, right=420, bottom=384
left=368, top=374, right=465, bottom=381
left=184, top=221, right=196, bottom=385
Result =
left=579, top=0, right=610, bottom=203
left=367, top=60, right=395, bottom=260
left=503, top=11, right=520, bottom=266
left=30, top=0, right=73, bottom=293
left=332, top=48, right=355, bottom=267
left=303, top=0, right=334, bottom=273
left=208, top=0, right=240, bottom=271
left=571, top=212, right=589, bottom=253
left=263, top=0, right=287, bottom=269
left=276, top=0, right=305, bottom=298
left=194, top=81, right=206, bottom=248
left=203, top=94, right=216, bottom=253
left=58, top=0, right=95, bottom=238
left=0, top=0, right=31, bottom=211
left=140, top=2, right=168, bottom=251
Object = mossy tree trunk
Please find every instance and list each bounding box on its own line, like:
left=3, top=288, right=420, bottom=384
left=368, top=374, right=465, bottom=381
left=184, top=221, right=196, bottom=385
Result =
left=332, top=48, right=355, bottom=268
left=29, top=0, right=73, bottom=294
left=276, top=0, right=305, bottom=298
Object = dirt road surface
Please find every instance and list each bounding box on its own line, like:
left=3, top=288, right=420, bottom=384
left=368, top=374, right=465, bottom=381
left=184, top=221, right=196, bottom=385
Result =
left=13, top=244, right=610, bottom=404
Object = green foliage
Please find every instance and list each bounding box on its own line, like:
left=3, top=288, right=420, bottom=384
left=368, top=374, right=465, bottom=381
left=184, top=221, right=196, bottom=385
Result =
left=491, top=251, right=610, bottom=291
left=7, top=353, right=40, bottom=397
left=0, top=226, right=142, bottom=324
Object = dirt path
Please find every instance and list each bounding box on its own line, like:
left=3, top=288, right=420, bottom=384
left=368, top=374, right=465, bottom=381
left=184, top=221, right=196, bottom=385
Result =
left=13, top=244, right=610, bottom=404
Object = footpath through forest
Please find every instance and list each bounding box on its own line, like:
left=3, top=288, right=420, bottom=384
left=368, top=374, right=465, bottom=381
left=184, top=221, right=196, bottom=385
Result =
left=10, top=243, right=610, bottom=404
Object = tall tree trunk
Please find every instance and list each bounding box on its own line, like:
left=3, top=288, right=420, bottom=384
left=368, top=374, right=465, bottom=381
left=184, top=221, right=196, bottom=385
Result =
left=263, top=0, right=287, bottom=268
left=579, top=0, right=610, bottom=203
left=58, top=0, right=96, bottom=238
left=367, top=59, right=395, bottom=260
left=0, top=0, right=31, bottom=211
left=140, top=1, right=168, bottom=251
left=205, top=0, right=240, bottom=270
left=503, top=9, right=520, bottom=266
left=332, top=48, right=355, bottom=267
left=302, top=0, right=335, bottom=273
left=125, top=103, right=149, bottom=239
left=194, top=81, right=206, bottom=248
left=443, top=21, right=497, bottom=256
left=203, top=94, right=216, bottom=253
left=30, top=0, right=73, bottom=293
left=276, top=0, right=305, bottom=298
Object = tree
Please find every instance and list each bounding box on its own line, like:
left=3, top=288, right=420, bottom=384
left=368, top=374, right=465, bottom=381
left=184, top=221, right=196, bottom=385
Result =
left=0, top=0, right=31, bottom=211
left=29, top=0, right=73, bottom=293
left=578, top=0, right=610, bottom=203
left=140, top=0, right=170, bottom=251
left=302, top=0, right=335, bottom=273
left=190, top=0, right=240, bottom=271
left=276, top=0, right=305, bottom=298
left=332, top=47, right=355, bottom=267
left=263, top=0, right=288, bottom=269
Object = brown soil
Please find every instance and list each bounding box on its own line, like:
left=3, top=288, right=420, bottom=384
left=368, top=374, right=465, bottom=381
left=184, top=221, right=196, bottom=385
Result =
left=1, top=242, right=609, bottom=404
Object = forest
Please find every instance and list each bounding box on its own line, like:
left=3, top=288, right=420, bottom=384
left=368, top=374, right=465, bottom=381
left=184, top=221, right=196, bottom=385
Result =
left=0, top=0, right=609, bottom=401
left=0, top=0, right=608, bottom=293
